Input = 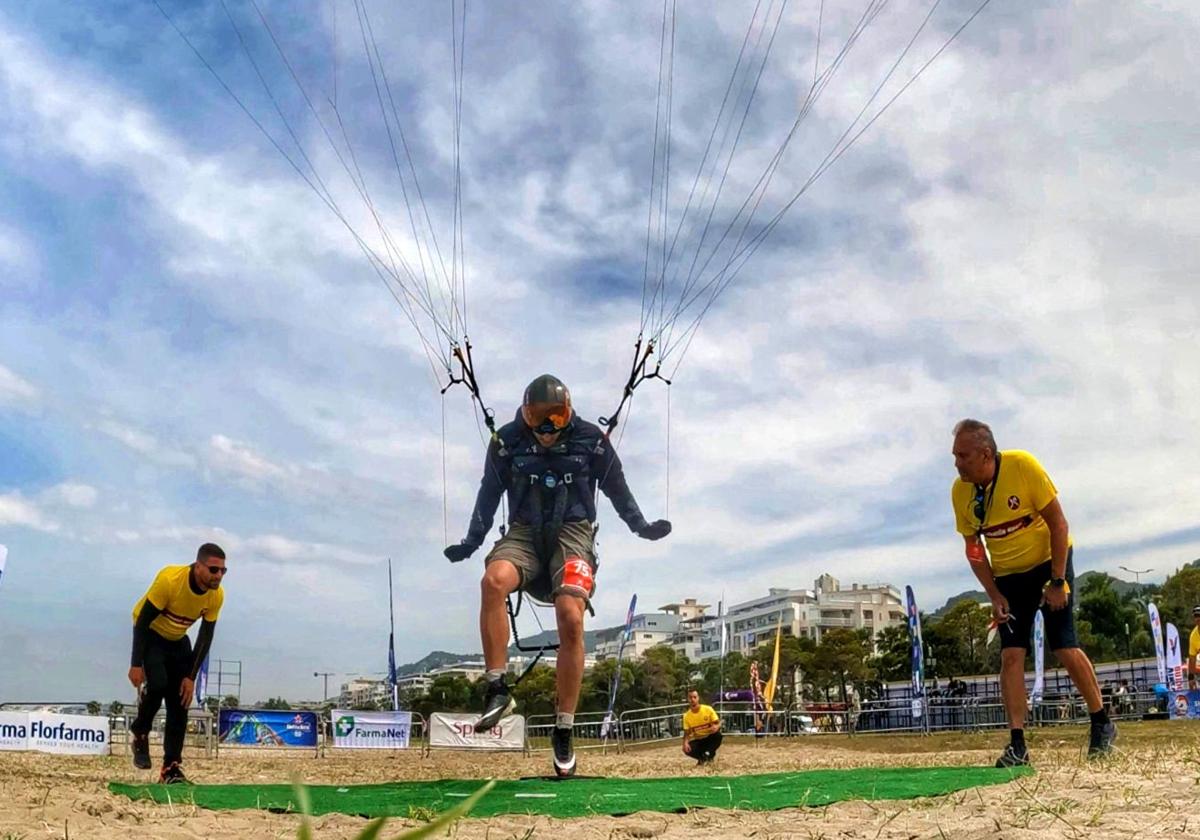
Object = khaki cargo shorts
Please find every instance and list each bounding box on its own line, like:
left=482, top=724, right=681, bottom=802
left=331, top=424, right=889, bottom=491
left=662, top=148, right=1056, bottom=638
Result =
left=484, top=521, right=597, bottom=602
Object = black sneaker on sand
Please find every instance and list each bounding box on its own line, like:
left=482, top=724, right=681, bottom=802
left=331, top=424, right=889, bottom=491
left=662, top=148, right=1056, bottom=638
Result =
left=552, top=726, right=576, bottom=778
left=475, top=677, right=516, bottom=733
left=131, top=732, right=151, bottom=770
left=159, top=762, right=191, bottom=785
left=995, top=743, right=1031, bottom=768
left=1088, top=720, right=1117, bottom=758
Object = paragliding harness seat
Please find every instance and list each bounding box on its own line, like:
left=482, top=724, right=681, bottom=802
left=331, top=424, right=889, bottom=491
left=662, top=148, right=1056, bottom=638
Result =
left=504, top=461, right=596, bottom=685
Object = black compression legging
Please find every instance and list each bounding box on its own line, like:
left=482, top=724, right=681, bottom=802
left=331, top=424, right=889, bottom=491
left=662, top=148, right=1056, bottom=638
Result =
left=131, top=631, right=193, bottom=766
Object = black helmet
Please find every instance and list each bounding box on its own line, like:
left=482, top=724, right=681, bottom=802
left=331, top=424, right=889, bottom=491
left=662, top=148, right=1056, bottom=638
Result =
left=522, top=374, right=573, bottom=433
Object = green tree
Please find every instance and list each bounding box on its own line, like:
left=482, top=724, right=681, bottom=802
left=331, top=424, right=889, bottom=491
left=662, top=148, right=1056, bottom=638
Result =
left=580, top=657, right=640, bottom=714
left=222, top=694, right=240, bottom=708
left=636, top=646, right=692, bottom=707
left=937, top=600, right=994, bottom=676
left=692, top=652, right=748, bottom=700
left=510, top=665, right=558, bottom=717
left=1076, top=574, right=1129, bottom=661
left=262, top=696, right=292, bottom=710
left=809, top=628, right=873, bottom=704
left=86, top=700, right=101, bottom=716
left=107, top=700, right=125, bottom=717
left=871, top=622, right=911, bottom=682
left=204, top=696, right=221, bottom=715
left=1158, top=566, right=1200, bottom=630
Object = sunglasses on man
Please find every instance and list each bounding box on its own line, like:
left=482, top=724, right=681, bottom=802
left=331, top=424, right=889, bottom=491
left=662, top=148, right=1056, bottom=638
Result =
left=206, top=566, right=228, bottom=576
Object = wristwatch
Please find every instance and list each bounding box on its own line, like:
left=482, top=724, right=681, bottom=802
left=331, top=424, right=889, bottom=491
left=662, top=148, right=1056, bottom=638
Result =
left=1049, top=577, right=1066, bottom=588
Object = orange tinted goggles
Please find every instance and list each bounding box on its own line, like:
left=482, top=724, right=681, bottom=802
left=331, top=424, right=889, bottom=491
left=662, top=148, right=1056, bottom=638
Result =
left=522, top=401, right=573, bottom=432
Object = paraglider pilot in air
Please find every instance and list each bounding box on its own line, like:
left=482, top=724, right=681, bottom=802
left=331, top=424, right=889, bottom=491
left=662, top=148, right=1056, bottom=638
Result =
left=444, top=374, right=671, bottom=777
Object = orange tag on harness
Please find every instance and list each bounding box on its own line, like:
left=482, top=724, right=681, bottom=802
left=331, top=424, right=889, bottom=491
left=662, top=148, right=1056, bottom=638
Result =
left=562, top=557, right=594, bottom=594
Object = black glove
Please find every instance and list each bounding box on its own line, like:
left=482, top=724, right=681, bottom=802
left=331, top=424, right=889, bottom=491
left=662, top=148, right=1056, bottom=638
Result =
left=444, top=542, right=477, bottom=563
left=636, top=519, right=672, bottom=541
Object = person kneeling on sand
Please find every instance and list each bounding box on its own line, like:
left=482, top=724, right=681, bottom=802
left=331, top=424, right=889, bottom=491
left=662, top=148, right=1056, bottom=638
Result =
left=682, top=688, right=722, bottom=765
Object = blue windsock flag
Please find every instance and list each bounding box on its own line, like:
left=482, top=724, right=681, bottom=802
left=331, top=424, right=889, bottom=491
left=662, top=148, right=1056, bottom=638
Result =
left=601, top=593, right=637, bottom=740
left=388, top=559, right=399, bottom=710
left=905, top=585, right=926, bottom=720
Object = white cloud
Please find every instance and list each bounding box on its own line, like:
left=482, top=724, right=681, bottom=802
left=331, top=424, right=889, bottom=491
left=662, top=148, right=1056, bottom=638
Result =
left=42, top=482, right=98, bottom=509
left=206, top=434, right=292, bottom=485
left=92, top=417, right=196, bottom=468
left=0, top=492, right=58, bottom=533
left=242, top=534, right=379, bottom=568
left=1, top=3, right=1199, bottom=701
left=0, top=221, right=36, bottom=281
left=0, top=361, right=38, bottom=407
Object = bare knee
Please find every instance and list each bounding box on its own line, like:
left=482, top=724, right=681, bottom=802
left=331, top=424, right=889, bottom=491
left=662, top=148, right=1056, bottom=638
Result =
left=1001, top=648, right=1026, bottom=669
left=555, top=598, right=585, bottom=643
left=481, top=562, right=519, bottom=602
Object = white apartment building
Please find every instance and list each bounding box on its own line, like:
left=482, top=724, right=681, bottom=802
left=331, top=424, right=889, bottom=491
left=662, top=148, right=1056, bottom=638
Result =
left=698, top=575, right=904, bottom=659
left=396, top=673, right=432, bottom=693
left=662, top=599, right=711, bottom=661
left=429, top=660, right=488, bottom=681
left=337, top=678, right=392, bottom=709
left=594, top=611, right=680, bottom=660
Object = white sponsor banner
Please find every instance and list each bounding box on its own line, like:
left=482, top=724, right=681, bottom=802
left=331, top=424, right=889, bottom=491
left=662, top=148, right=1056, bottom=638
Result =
left=429, top=712, right=524, bottom=750
left=1149, top=603, right=1167, bottom=686
left=1166, top=623, right=1184, bottom=691
left=1031, top=611, right=1045, bottom=703
left=27, top=712, right=109, bottom=755
left=0, top=711, right=28, bottom=751
left=331, top=709, right=412, bottom=749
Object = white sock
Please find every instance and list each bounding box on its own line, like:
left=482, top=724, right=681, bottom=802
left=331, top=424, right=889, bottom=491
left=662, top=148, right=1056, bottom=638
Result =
left=487, top=669, right=506, bottom=684
left=556, top=712, right=574, bottom=729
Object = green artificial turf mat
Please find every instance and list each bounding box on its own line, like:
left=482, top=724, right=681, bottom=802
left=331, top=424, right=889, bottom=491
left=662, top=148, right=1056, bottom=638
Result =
left=110, top=765, right=1033, bottom=819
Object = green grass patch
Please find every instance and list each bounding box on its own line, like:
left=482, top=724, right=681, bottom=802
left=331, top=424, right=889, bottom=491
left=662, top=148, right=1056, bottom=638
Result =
left=110, top=765, right=1032, bottom=820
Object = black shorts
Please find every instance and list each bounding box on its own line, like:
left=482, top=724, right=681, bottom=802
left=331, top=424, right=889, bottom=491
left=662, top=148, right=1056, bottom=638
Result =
left=994, top=548, right=1078, bottom=651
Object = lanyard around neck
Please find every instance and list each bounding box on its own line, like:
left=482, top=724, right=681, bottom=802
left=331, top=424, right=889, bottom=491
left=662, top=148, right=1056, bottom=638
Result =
left=974, top=452, right=1002, bottom=530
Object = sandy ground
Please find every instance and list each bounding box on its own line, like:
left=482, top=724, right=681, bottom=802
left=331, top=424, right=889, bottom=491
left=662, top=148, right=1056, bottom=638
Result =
left=2, top=722, right=1199, bottom=840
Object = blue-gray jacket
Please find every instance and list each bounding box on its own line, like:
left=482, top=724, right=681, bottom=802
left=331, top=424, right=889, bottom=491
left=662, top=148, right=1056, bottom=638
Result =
left=463, top=411, right=649, bottom=550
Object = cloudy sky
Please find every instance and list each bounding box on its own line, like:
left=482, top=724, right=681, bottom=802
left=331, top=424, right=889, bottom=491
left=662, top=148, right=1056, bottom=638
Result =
left=1, top=1, right=1197, bottom=703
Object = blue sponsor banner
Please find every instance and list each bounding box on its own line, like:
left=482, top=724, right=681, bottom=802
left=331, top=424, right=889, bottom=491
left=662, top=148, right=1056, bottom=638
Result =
left=1168, top=689, right=1200, bottom=720
left=218, top=709, right=318, bottom=748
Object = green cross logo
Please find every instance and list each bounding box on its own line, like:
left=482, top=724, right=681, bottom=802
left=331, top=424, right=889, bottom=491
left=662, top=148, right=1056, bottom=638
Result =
left=335, top=715, right=355, bottom=737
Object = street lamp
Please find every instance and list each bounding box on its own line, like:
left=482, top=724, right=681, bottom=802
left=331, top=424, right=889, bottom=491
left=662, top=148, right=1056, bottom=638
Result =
left=1119, top=566, right=1153, bottom=585
left=314, top=671, right=334, bottom=703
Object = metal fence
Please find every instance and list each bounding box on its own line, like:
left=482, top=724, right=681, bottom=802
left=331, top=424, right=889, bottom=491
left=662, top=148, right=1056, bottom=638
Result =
left=525, top=709, right=613, bottom=752
left=0, top=685, right=1173, bottom=759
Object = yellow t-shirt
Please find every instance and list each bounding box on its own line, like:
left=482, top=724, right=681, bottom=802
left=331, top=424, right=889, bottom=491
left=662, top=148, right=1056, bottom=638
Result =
left=952, top=449, right=1072, bottom=576
left=1189, top=626, right=1200, bottom=660
left=682, top=704, right=720, bottom=740
left=131, top=564, right=224, bottom=640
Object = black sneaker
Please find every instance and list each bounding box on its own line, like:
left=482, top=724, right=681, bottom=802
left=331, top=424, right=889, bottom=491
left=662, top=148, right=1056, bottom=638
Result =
left=131, top=732, right=151, bottom=770
left=474, top=677, right=515, bottom=733
left=995, top=743, right=1030, bottom=768
left=159, top=762, right=191, bottom=785
left=552, top=726, right=576, bottom=778
left=1088, top=720, right=1117, bottom=758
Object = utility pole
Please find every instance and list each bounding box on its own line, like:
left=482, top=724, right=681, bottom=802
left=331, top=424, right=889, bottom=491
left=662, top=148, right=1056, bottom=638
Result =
left=313, top=671, right=335, bottom=703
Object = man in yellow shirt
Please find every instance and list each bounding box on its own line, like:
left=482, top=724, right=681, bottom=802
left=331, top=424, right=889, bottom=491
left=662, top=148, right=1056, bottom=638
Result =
left=1188, top=606, right=1200, bottom=689
left=681, top=688, right=722, bottom=765
left=951, top=420, right=1114, bottom=767
left=127, top=543, right=227, bottom=783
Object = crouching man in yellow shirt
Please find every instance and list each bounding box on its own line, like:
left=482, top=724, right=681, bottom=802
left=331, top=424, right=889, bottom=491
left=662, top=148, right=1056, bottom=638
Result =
left=682, top=688, right=722, bottom=765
